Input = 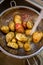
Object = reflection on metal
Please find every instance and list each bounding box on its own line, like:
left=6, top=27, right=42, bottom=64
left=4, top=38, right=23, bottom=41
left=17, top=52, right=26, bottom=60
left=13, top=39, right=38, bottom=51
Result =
left=33, top=57, right=38, bottom=65
left=25, top=0, right=43, bottom=9
left=26, top=55, right=43, bottom=65
left=0, top=0, right=4, bottom=4
left=27, top=59, right=31, bottom=65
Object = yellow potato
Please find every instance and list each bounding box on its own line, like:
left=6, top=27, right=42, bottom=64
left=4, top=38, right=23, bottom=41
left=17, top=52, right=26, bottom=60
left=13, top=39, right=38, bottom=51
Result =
left=6, top=32, right=14, bottom=42
left=1, top=26, right=9, bottom=33
left=17, top=41, right=23, bottom=48
left=14, top=15, right=22, bottom=24
left=25, top=29, right=31, bottom=35
left=16, top=33, right=28, bottom=42
left=9, top=21, right=15, bottom=31
left=42, top=32, right=43, bottom=37
left=7, top=42, right=18, bottom=49
left=27, top=20, right=33, bottom=29
left=33, top=32, right=43, bottom=43
left=28, top=37, right=32, bottom=42
left=12, top=38, right=16, bottom=43
left=24, top=42, right=31, bottom=51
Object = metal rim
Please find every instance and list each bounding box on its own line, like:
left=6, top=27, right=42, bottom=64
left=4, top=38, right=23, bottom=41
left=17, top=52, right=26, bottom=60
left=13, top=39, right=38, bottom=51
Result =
left=25, top=0, right=43, bottom=9
left=0, top=6, right=43, bottom=59
left=0, top=6, right=39, bottom=16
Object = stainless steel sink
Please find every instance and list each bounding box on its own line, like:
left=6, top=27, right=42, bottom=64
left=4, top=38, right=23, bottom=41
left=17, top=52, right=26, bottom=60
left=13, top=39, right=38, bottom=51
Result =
left=0, top=51, right=43, bottom=65
left=0, top=51, right=25, bottom=65
left=0, top=0, right=43, bottom=65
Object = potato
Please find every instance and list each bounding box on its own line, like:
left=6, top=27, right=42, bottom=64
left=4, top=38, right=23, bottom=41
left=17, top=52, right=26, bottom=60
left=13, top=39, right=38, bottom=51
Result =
left=28, top=37, right=32, bottom=42
left=27, top=20, right=33, bottom=29
left=33, top=32, right=43, bottom=43
left=15, top=23, right=24, bottom=33
left=7, top=42, right=18, bottom=49
left=6, top=32, right=14, bottom=42
left=14, top=15, right=22, bottom=24
left=12, top=38, right=16, bottom=43
left=16, top=33, right=28, bottom=42
left=17, top=41, right=23, bottom=48
left=22, top=21, right=27, bottom=28
left=24, top=42, right=31, bottom=51
left=42, top=32, right=43, bottom=37
left=1, top=26, right=9, bottom=33
left=25, top=29, right=31, bottom=35
left=9, top=21, right=15, bottom=31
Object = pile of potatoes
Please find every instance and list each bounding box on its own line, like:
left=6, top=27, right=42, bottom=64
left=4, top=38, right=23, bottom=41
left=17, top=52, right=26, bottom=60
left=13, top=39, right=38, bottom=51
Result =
left=0, top=14, right=43, bottom=52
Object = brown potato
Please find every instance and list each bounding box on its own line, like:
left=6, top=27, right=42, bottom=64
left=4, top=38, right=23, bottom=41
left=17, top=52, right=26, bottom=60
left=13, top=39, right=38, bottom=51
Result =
left=6, top=32, right=14, bottom=42
left=27, top=20, right=33, bottom=29
left=9, top=21, right=15, bottom=31
left=17, top=41, right=23, bottom=48
left=14, top=15, right=22, bottom=24
left=25, top=29, right=31, bottom=35
left=7, top=42, right=18, bottom=49
left=16, top=33, right=28, bottom=42
left=33, top=32, right=43, bottom=43
left=1, top=26, right=9, bottom=33
left=24, top=42, right=31, bottom=51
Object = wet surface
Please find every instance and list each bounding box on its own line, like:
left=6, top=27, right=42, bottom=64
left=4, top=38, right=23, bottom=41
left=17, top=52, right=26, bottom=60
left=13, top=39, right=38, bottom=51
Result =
left=0, top=0, right=43, bottom=65
left=0, top=8, right=42, bottom=56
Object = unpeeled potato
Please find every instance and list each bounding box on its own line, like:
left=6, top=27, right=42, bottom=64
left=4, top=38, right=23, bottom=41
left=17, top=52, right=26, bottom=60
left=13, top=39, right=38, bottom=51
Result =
left=24, top=42, right=31, bottom=51
left=14, top=15, right=22, bottom=24
left=7, top=42, right=18, bottom=49
left=17, top=41, right=23, bottom=48
left=33, top=32, right=43, bottom=43
left=16, top=33, right=28, bottom=42
left=15, top=23, right=24, bottom=33
left=22, top=21, right=27, bottom=28
left=9, top=21, right=15, bottom=31
left=27, top=20, right=33, bottom=29
left=12, top=38, right=16, bottom=43
left=6, top=32, right=14, bottom=42
left=25, top=29, right=31, bottom=35
left=1, top=25, right=9, bottom=33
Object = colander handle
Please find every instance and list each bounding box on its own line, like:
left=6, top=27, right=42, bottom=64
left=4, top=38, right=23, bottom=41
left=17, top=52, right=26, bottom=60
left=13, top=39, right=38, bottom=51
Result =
left=10, top=0, right=16, bottom=7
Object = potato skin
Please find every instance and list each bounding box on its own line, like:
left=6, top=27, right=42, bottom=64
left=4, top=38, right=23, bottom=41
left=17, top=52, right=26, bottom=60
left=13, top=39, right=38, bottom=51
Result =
left=28, top=37, right=32, bottom=42
left=6, top=32, right=14, bottom=42
left=9, top=21, right=15, bottom=31
left=24, top=42, right=31, bottom=51
left=1, top=26, right=9, bottom=33
left=33, top=32, right=43, bottom=43
left=25, top=29, right=31, bottom=35
left=15, top=23, right=24, bottom=33
left=27, top=20, right=33, bottom=29
left=7, top=42, right=18, bottom=49
left=42, top=33, right=43, bottom=37
left=12, top=38, right=16, bottom=43
left=16, top=33, right=28, bottom=42
left=22, top=21, right=27, bottom=28
left=14, top=15, right=22, bottom=24
left=17, top=41, right=23, bottom=48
